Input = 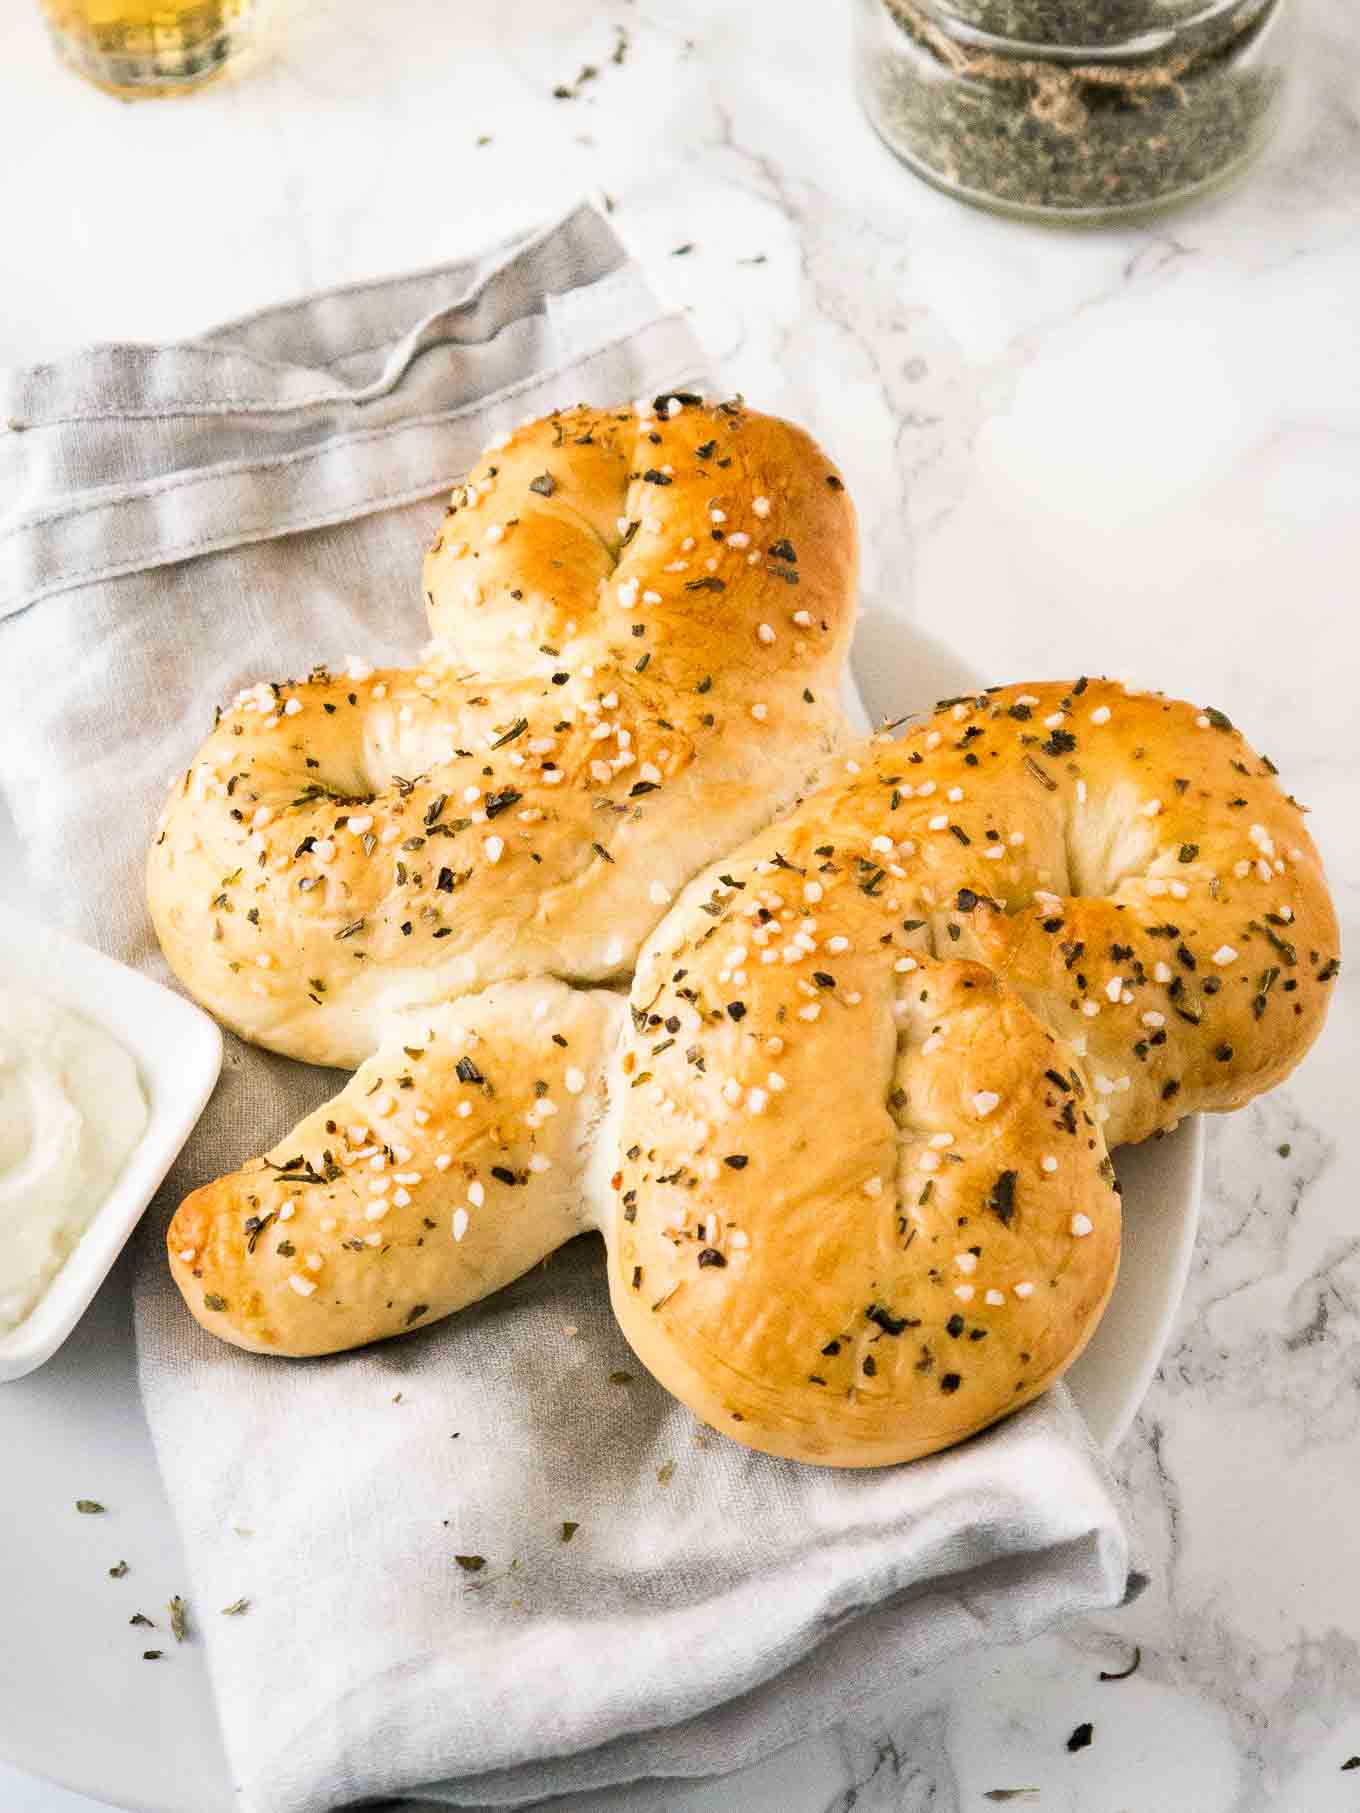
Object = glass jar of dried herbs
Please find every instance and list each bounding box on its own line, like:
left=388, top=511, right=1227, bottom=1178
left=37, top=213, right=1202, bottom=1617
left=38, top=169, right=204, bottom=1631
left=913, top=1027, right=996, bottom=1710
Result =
left=854, top=0, right=1296, bottom=222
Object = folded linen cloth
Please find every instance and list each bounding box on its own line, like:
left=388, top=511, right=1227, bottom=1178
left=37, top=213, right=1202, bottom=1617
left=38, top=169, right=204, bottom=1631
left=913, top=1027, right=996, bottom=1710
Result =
left=0, top=201, right=1130, bottom=1813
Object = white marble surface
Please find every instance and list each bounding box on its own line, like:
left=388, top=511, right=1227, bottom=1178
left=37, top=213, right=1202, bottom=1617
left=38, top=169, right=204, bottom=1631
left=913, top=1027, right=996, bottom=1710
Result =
left=1, top=0, right=1358, bottom=1808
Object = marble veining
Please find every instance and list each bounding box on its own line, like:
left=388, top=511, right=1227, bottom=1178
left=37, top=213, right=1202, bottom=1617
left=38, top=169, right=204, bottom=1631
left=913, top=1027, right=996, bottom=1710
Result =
left=0, top=0, right=1357, bottom=1807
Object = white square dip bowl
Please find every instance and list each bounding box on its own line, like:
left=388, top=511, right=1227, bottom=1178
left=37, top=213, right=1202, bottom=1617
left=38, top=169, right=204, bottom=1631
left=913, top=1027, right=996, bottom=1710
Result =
left=0, top=906, right=222, bottom=1381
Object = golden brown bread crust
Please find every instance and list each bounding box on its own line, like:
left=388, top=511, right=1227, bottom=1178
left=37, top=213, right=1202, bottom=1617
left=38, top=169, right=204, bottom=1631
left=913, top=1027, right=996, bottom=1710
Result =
left=151, top=397, right=1339, bottom=1465
left=164, top=682, right=1337, bottom=1463
left=169, top=980, right=619, bottom=1357
left=148, top=399, right=856, bottom=1069
left=603, top=677, right=1337, bottom=1463
left=609, top=953, right=1120, bottom=1467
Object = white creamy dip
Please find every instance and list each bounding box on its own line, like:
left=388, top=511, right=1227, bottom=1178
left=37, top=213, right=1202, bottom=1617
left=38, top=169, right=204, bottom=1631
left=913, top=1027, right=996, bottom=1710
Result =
left=0, top=984, right=148, bottom=1334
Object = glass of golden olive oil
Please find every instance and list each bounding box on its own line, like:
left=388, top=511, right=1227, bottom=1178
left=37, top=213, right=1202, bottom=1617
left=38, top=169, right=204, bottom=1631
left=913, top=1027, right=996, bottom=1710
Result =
left=40, top=0, right=254, bottom=98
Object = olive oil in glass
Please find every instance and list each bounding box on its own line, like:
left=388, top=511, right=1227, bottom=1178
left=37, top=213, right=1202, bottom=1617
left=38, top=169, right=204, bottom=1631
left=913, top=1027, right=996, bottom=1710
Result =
left=40, top=0, right=254, bottom=98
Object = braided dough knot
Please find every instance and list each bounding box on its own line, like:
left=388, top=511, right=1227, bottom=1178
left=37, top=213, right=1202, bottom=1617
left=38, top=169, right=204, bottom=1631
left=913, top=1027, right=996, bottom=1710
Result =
left=150, top=398, right=856, bottom=1068
left=151, top=408, right=1337, bottom=1467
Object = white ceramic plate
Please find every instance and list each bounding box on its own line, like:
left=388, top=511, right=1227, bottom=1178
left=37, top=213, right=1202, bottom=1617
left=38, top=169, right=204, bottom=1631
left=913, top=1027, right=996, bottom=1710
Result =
left=0, top=673, right=1200, bottom=1813
left=0, top=907, right=223, bottom=1383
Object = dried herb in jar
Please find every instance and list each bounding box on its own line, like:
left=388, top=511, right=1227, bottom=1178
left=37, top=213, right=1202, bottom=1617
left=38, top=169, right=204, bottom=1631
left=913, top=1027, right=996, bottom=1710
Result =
left=857, top=0, right=1293, bottom=221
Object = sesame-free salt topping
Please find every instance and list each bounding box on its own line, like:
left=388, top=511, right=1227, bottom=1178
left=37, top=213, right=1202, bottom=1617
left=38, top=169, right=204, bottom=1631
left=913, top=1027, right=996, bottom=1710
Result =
left=1070, top=1213, right=1094, bottom=1237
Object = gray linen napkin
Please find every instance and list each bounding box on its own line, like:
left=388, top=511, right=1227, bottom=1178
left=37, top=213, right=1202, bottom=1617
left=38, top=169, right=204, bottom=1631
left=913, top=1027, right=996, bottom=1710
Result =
left=0, top=201, right=1129, bottom=1813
